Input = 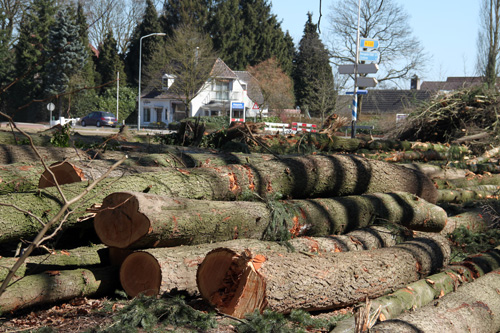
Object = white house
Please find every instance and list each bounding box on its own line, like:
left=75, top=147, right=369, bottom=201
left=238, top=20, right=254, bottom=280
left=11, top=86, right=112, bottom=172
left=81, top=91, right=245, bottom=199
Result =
left=139, top=58, right=266, bottom=127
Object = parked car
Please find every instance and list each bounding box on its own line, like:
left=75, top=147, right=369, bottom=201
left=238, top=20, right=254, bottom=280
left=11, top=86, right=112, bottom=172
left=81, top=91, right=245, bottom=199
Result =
left=80, top=111, right=117, bottom=127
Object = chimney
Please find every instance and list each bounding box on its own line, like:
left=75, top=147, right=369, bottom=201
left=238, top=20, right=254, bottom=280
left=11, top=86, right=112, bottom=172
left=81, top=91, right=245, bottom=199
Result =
left=411, top=75, right=421, bottom=90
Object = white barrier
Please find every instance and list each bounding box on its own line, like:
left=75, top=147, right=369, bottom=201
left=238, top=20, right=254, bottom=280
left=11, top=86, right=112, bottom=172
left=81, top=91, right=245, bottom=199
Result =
left=264, top=122, right=295, bottom=134
left=291, top=122, right=318, bottom=133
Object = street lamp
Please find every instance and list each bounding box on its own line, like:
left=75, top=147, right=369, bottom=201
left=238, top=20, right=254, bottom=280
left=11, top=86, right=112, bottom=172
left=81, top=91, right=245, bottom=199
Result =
left=138, top=32, right=166, bottom=131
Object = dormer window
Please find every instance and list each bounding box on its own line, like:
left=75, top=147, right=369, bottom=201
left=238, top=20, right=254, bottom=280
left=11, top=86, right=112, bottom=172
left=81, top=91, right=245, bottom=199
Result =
left=162, top=74, right=176, bottom=90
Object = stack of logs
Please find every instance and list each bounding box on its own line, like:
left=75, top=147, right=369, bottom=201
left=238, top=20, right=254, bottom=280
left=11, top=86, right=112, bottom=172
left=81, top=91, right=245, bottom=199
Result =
left=1, top=144, right=500, bottom=332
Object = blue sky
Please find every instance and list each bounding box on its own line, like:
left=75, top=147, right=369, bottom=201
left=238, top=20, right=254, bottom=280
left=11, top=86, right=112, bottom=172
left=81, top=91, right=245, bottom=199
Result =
left=270, top=0, right=480, bottom=86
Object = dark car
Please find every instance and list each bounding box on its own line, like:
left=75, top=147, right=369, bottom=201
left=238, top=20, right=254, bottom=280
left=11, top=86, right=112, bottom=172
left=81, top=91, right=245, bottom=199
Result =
left=80, top=111, right=117, bottom=127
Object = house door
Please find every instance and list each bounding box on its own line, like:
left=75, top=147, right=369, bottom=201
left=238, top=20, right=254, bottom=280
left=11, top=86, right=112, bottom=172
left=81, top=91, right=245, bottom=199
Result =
left=155, top=108, right=163, bottom=123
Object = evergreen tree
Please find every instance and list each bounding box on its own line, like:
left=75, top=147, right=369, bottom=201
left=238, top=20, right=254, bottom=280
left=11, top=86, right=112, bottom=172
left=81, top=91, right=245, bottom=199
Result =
left=125, top=0, right=163, bottom=87
left=0, top=10, right=15, bottom=116
left=96, top=30, right=127, bottom=91
left=292, top=12, right=335, bottom=118
left=74, top=1, right=97, bottom=88
left=45, top=8, right=86, bottom=96
left=209, top=0, right=293, bottom=72
left=45, top=7, right=86, bottom=118
left=12, top=0, right=56, bottom=121
left=160, top=0, right=212, bottom=36
left=208, top=0, right=243, bottom=67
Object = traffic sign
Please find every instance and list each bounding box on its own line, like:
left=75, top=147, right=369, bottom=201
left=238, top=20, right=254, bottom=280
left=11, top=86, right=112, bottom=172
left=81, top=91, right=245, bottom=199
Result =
left=231, top=102, right=244, bottom=109
left=252, top=102, right=259, bottom=109
left=360, top=39, right=379, bottom=49
left=359, top=51, right=380, bottom=62
left=47, top=103, right=55, bottom=111
left=346, top=90, right=368, bottom=95
left=356, top=77, right=378, bottom=87
left=339, top=63, right=379, bottom=74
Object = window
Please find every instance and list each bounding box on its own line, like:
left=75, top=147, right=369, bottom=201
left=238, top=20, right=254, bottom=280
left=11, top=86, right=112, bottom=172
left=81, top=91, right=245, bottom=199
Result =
left=213, top=80, right=230, bottom=100
left=173, top=103, right=186, bottom=121
left=205, top=110, right=220, bottom=117
left=144, top=108, right=151, bottom=122
left=232, top=109, right=243, bottom=118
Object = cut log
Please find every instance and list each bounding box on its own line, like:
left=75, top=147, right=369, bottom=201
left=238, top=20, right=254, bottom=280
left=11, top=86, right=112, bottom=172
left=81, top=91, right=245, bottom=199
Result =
left=94, top=191, right=447, bottom=249
left=437, top=188, right=500, bottom=203
left=0, top=143, right=84, bottom=164
left=0, top=267, right=118, bottom=314
left=440, top=208, right=491, bottom=235
left=333, top=246, right=500, bottom=332
left=400, top=163, right=468, bottom=180
left=116, top=226, right=400, bottom=297
left=0, top=245, right=108, bottom=283
left=196, top=235, right=450, bottom=318
left=370, top=269, right=500, bottom=333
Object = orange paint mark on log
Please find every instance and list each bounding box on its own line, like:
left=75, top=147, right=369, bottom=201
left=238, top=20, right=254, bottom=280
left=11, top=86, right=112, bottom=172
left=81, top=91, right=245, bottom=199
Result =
left=172, top=216, right=180, bottom=234
left=251, top=254, right=266, bottom=271
left=402, top=288, right=413, bottom=295
left=289, top=216, right=302, bottom=238
left=223, top=216, right=231, bottom=222
left=177, top=169, right=191, bottom=175
left=60, top=250, right=70, bottom=256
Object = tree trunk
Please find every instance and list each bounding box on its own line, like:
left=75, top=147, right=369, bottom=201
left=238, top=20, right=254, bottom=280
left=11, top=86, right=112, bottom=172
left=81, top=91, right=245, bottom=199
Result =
left=0, top=245, right=108, bottom=283
left=94, top=191, right=447, bottom=249
left=441, top=208, right=491, bottom=235
left=400, top=163, right=468, bottom=180
left=437, top=188, right=500, bottom=203
left=0, top=267, right=118, bottom=314
left=196, top=235, right=450, bottom=318
left=116, top=226, right=400, bottom=297
left=333, top=246, right=500, bottom=332
left=0, top=144, right=85, bottom=164
left=371, top=269, right=500, bottom=333
left=435, top=173, right=500, bottom=189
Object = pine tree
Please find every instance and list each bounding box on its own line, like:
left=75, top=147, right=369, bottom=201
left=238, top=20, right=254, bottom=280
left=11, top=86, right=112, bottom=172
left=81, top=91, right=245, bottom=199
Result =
left=208, top=0, right=243, bottom=68
left=293, top=12, right=335, bottom=118
left=160, top=0, right=212, bottom=36
left=11, top=0, right=56, bottom=121
left=96, top=30, right=127, bottom=91
left=209, top=0, right=294, bottom=72
left=0, top=10, right=15, bottom=116
left=125, top=0, right=163, bottom=87
left=44, top=7, right=86, bottom=118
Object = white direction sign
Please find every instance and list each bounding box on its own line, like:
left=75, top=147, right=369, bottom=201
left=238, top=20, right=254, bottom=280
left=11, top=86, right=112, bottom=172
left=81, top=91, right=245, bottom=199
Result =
left=356, top=77, right=378, bottom=87
left=359, top=51, right=380, bottom=63
left=338, top=63, right=379, bottom=74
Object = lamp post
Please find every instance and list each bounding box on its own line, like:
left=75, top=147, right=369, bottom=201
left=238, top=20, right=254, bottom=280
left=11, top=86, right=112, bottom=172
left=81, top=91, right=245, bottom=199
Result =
left=351, top=0, right=362, bottom=138
left=138, top=32, right=166, bottom=131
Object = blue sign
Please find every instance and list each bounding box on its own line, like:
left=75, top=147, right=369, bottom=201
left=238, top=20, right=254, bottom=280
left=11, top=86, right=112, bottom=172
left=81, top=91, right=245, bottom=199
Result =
left=346, top=90, right=368, bottom=95
left=231, top=102, right=244, bottom=109
left=359, top=51, right=380, bottom=63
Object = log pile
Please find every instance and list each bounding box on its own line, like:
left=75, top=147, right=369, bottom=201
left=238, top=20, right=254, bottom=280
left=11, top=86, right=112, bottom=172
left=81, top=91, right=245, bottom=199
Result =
left=1, top=125, right=500, bottom=331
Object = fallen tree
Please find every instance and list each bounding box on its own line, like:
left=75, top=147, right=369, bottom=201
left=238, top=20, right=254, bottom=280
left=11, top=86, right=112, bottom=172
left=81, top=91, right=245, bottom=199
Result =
left=0, top=245, right=108, bottom=282
left=196, top=235, right=450, bottom=318
left=370, top=269, right=500, bottom=332
left=94, top=191, right=447, bottom=249
left=333, top=246, right=500, bottom=332
left=116, top=226, right=400, bottom=297
left=0, top=267, right=118, bottom=314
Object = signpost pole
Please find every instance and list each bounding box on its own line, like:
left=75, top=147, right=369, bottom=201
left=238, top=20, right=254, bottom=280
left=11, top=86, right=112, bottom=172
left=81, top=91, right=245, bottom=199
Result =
left=351, top=0, right=362, bottom=138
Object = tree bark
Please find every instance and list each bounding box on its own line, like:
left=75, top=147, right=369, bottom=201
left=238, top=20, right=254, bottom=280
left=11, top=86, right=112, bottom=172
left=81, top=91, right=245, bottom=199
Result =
left=116, top=226, right=400, bottom=297
left=371, top=269, right=500, bottom=333
left=0, top=245, right=108, bottom=283
left=437, top=188, right=500, bottom=203
left=400, top=163, right=468, bottom=180
left=94, top=191, right=447, bottom=249
left=333, top=246, right=500, bottom=332
left=196, top=235, right=450, bottom=318
left=0, top=144, right=85, bottom=165
left=0, top=267, right=118, bottom=314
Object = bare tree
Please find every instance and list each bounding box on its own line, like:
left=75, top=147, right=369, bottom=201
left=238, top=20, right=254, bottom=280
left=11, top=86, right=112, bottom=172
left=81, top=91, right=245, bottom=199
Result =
left=477, top=0, right=500, bottom=89
left=81, top=0, right=149, bottom=53
left=327, top=0, right=427, bottom=85
left=247, top=58, right=295, bottom=119
left=0, top=0, right=25, bottom=44
left=143, top=24, right=218, bottom=118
